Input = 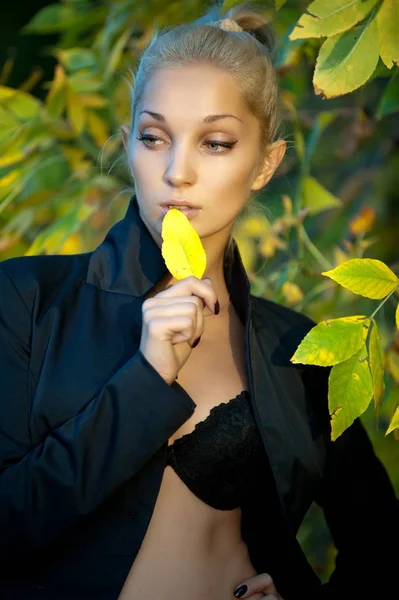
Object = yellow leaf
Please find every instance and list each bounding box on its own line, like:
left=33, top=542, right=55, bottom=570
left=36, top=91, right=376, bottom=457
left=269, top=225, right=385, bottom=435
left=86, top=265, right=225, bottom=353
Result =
left=0, top=86, right=41, bottom=120
left=368, top=321, right=385, bottom=414
left=46, top=64, right=66, bottom=117
left=66, top=87, right=85, bottom=135
left=87, top=111, right=109, bottom=147
left=235, top=234, right=256, bottom=273
left=281, top=281, right=304, bottom=305
left=161, top=208, right=206, bottom=280
left=377, top=0, right=399, bottom=69
left=282, top=194, right=293, bottom=215
left=289, top=0, right=378, bottom=40
left=313, top=17, right=379, bottom=99
left=349, top=206, right=376, bottom=236
left=396, top=302, right=399, bottom=330
left=302, top=176, right=342, bottom=215
left=60, top=145, right=87, bottom=170
left=240, top=215, right=269, bottom=238
left=0, top=151, right=25, bottom=168
left=291, top=315, right=370, bottom=366
left=59, top=233, right=83, bottom=255
left=80, top=94, right=107, bottom=108
left=322, top=258, right=398, bottom=299
left=386, top=345, right=399, bottom=383
left=259, top=233, right=287, bottom=258
left=0, top=170, right=20, bottom=189
left=386, top=404, right=399, bottom=436
left=329, top=346, right=373, bottom=441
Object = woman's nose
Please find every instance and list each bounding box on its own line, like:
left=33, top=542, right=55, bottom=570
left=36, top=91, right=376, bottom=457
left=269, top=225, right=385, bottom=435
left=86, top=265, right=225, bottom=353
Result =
left=164, top=144, right=196, bottom=186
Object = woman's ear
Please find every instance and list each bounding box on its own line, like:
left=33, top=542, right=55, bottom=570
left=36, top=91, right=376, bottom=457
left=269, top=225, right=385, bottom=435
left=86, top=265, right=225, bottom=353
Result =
left=120, top=125, right=131, bottom=152
left=251, top=139, right=287, bottom=191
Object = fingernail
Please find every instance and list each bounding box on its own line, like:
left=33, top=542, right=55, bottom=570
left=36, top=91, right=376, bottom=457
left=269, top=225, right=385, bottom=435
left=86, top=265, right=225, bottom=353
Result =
left=214, top=300, right=220, bottom=315
left=234, top=584, right=248, bottom=598
left=191, top=337, right=201, bottom=348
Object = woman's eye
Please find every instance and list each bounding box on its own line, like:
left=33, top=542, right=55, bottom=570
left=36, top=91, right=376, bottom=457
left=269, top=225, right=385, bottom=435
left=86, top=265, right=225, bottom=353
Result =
left=135, top=134, right=236, bottom=153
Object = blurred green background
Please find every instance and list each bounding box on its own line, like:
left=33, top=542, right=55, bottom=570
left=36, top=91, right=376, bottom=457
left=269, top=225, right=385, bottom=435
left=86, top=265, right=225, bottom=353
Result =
left=0, top=0, right=398, bottom=582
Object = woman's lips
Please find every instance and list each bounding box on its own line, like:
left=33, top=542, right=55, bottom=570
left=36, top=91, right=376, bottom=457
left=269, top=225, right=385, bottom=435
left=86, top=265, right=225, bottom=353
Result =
left=160, top=206, right=200, bottom=220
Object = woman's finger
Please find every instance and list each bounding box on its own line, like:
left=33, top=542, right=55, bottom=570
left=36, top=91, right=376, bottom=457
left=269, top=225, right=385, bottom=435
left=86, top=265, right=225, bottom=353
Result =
left=156, top=275, right=217, bottom=314
left=234, top=573, right=282, bottom=599
left=143, top=299, right=204, bottom=345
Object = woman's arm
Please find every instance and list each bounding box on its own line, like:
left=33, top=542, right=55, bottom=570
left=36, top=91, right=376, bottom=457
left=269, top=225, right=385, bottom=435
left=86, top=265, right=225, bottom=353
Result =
left=0, top=264, right=195, bottom=563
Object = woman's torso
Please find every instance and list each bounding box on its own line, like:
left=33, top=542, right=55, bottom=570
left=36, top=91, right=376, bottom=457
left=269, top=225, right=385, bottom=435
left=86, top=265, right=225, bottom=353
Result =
left=117, top=292, right=264, bottom=600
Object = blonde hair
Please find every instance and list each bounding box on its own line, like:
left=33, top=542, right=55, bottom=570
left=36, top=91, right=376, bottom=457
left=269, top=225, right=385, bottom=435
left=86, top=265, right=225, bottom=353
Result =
left=127, top=0, right=282, bottom=265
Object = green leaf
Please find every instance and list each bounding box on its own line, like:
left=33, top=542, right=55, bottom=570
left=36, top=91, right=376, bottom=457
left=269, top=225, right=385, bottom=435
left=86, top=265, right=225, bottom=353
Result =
left=0, top=86, right=41, bottom=121
left=377, top=0, right=399, bottom=69
left=368, top=320, right=385, bottom=414
left=376, top=72, right=399, bottom=119
left=15, top=153, right=70, bottom=202
left=23, top=5, right=74, bottom=34
left=25, top=202, right=94, bottom=255
left=302, top=175, right=342, bottom=215
left=291, top=315, right=370, bottom=366
left=290, top=0, right=378, bottom=40
left=322, top=258, right=399, bottom=299
left=104, top=29, right=132, bottom=79
left=329, top=346, right=373, bottom=441
left=68, top=71, right=103, bottom=93
left=57, top=49, right=98, bottom=73
left=275, top=0, right=288, bottom=10
left=386, top=404, right=399, bottom=436
left=313, top=16, right=379, bottom=99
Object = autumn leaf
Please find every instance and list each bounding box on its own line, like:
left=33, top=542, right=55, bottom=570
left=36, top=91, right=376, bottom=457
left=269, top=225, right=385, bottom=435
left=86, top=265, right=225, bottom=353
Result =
left=322, top=258, right=398, bottom=299
left=161, top=208, right=206, bottom=280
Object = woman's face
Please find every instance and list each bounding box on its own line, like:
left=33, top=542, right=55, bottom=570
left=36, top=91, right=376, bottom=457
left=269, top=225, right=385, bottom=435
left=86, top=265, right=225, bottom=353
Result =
left=122, top=64, right=285, bottom=248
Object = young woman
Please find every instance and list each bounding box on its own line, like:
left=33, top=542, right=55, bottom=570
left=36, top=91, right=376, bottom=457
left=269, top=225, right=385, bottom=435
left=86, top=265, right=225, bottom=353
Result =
left=0, top=2, right=398, bottom=599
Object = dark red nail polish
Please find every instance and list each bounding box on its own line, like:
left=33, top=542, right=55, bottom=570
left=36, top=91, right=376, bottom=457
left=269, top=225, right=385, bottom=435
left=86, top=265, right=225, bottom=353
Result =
left=234, top=584, right=248, bottom=598
left=214, top=300, right=220, bottom=315
left=191, top=337, right=201, bottom=348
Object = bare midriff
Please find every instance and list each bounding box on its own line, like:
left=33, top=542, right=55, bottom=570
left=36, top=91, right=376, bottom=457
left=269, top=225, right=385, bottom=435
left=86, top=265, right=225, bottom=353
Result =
left=117, top=288, right=263, bottom=599
left=117, top=463, right=262, bottom=600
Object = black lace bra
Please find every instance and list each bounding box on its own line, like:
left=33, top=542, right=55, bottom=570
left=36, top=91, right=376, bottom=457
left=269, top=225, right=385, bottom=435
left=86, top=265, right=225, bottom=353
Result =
left=166, top=390, right=266, bottom=510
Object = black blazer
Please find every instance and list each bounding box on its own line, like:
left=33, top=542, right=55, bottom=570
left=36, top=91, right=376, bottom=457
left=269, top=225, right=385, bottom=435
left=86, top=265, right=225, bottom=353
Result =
left=0, top=194, right=397, bottom=599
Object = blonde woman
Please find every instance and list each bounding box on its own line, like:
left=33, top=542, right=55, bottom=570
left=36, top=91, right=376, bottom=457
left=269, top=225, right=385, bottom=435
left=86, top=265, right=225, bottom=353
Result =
left=0, top=2, right=397, bottom=599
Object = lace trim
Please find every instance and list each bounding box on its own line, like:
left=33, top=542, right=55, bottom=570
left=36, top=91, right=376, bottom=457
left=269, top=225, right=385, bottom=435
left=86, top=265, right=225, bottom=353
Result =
left=167, top=389, right=249, bottom=451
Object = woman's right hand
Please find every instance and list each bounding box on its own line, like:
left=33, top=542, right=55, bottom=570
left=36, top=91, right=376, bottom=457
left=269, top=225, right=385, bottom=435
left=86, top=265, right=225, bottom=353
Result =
left=139, top=276, right=218, bottom=384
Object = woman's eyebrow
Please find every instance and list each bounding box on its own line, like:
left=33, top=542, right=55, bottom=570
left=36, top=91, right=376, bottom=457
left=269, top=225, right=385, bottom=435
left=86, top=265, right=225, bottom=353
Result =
left=139, top=110, right=243, bottom=124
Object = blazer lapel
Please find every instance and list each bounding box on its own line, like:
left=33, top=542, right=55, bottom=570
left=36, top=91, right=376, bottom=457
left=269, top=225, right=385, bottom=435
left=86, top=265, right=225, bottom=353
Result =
left=85, top=193, right=323, bottom=528
left=248, top=311, right=325, bottom=529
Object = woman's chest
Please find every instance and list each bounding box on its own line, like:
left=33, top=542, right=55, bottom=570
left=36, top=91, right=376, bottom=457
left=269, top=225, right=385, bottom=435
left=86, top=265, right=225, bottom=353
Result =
left=168, top=315, right=248, bottom=445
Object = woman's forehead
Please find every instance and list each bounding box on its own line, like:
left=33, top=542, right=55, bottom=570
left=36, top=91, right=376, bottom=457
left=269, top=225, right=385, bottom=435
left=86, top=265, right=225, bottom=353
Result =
left=138, top=66, right=248, bottom=125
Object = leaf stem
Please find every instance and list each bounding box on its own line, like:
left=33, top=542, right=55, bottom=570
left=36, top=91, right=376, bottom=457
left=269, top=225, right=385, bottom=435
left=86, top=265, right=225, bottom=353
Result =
left=298, top=223, right=333, bottom=271
left=369, top=287, right=398, bottom=319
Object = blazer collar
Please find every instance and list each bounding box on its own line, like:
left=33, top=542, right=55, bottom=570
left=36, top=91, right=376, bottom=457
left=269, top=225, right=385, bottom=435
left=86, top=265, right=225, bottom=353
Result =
left=86, top=194, right=251, bottom=324
left=85, top=194, right=322, bottom=545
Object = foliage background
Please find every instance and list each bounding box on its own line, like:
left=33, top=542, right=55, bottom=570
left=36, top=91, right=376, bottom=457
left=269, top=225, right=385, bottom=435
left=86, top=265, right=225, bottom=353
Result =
left=0, top=0, right=398, bottom=582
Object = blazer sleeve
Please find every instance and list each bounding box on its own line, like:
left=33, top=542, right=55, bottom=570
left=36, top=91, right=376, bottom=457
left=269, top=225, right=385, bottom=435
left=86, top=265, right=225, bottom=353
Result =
left=0, top=264, right=196, bottom=562
left=308, top=365, right=399, bottom=598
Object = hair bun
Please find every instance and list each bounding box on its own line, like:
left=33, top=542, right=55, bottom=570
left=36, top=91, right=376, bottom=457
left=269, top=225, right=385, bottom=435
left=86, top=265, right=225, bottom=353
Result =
left=225, top=2, right=277, bottom=60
